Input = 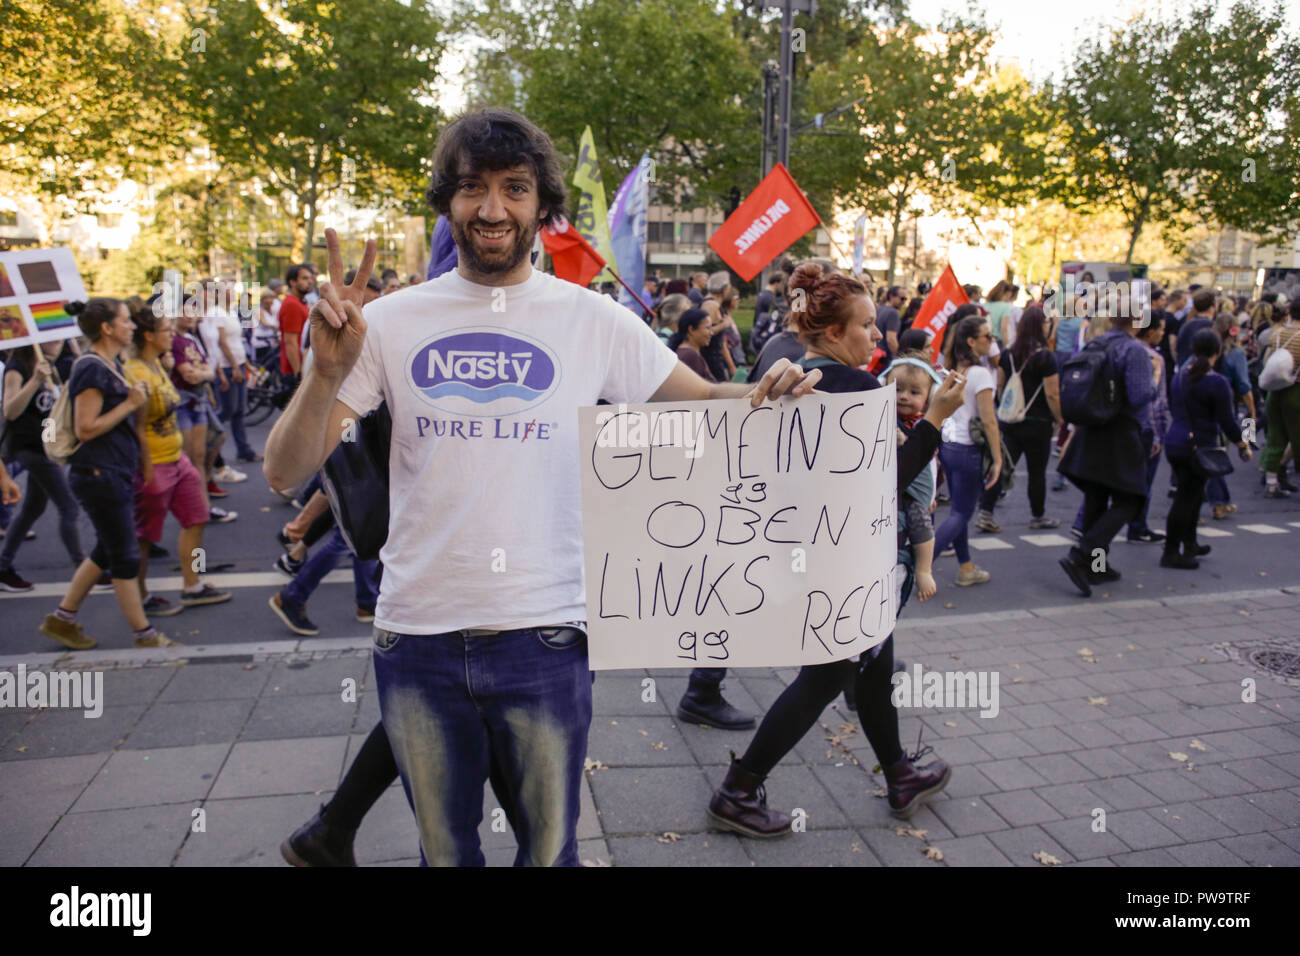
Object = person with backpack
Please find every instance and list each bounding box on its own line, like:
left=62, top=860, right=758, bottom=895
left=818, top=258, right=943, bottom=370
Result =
left=0, top=340, right=86, bottom=591
left=38, top=299, right=177, bottom=650
left=1057, top=307, right=1155, bottom=597
left=1259, top=297, right=1300, bottom=498
left=974, top=306, right=1062, bottom=532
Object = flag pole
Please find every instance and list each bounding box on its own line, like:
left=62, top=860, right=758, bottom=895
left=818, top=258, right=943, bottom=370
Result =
left=605, top=263, right=654, bottom=316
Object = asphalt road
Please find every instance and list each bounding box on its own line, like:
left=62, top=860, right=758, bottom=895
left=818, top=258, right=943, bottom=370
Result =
left=3, top=413, right=1298, bottom=654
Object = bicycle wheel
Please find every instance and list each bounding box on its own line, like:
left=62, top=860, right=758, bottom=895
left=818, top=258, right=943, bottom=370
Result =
left=245, top=387, right=277, bottom=426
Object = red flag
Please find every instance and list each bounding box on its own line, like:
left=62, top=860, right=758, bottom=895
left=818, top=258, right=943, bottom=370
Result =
left=914, top=265, right=969, bottom=364
left=541, top=215, right=606, bottom=287
left=708, top=163, right=821, bottom=281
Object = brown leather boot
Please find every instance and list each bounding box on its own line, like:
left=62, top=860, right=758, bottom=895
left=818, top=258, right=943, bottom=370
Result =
left=883, top=755, right=952, bottom=818
left=706, top=756, right=792, bottom=838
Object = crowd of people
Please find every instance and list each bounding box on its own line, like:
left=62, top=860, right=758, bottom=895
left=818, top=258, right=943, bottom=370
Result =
left=0, top=263, right=421, bottom=649
left=2, top=105, right=1296, bottom=867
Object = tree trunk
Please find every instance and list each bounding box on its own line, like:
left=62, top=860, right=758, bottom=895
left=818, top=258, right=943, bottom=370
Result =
left=291, top=212, right=306, bottom=263
left=886, top=197, right=905, bottom=286
left=1125, top=199, right=1149, bottom=266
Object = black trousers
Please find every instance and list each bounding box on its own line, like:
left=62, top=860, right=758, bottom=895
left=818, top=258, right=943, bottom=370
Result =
left=979, top=418, right=1054, bottom=517
left=1164, top=451, right=1206, bottom=555
left=1076, top=479, right=1146, bottom=557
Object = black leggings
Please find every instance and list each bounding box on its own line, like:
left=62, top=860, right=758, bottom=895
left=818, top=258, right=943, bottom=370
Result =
left=739, top=635, right=903, bottom=778
left=1164, top=452, right=1205, bottom=554
left=979, top=418, right=1054, bottom=517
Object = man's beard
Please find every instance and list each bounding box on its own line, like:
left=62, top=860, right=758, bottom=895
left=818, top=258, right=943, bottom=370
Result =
left=450, top=214, right=538, bottom=277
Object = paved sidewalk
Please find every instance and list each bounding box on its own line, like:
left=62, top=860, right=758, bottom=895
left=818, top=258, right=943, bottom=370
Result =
left=2, top=588, right=1298, bottom=866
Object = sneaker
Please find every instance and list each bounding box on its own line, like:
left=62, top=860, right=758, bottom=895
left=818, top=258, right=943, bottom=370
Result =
left=1160, top=551, right=1199, bottom=570
left=209, top=506, right=238, bottom=523
left=1212, top=504, right=1233, bottom=520
left=94, top=570, right=114, bottom=589
left=356, top=606, right=375, bottom=623
left=207, top=481, right=229, bottom=499
left=275, top=553, right=303, bottom=575
left=134, top=632, right=183, bottom=648
left=1058, top=548, right=1093, bottom=598
left=954, top=566, right=990, bottom=587
left=270, top=592, right=319, bottom=636
left=235, top=452, right=264, bottom=464
left=180, top=584, right=233, bottom=607
left=148, top=542, right=169, bottom=558
left=1069, top=526, right=1083, bottom=540
left=938, top=547, right=956, bottom=558
left=1051, top=475, right=1066, bottom=491
left=0, top=568, right=33, bottom=592
left=935, top=491, right=949, bottom=504
left=143, top=594, right=184, bottom=617
left=974, top=512, right=1001, bottom=533
left=281, top=804, right=357, bottom=867
left=39, top=614, right=96, bottom=650
left=1029, top=516, right=1061, bottom=529
left=1280, top=476, right=1299, bottom=493
left=1126, top=528, right=1165, bottom=543
left=1263, top=485, right=1292, bottom=499
left=213, top=465, right=247, bottom=484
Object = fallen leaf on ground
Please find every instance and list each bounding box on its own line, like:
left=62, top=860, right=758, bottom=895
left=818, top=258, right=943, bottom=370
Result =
left=638, top=729, right=648, bottom=736
left=851, top=842, right=862, bottom=853
left=1077, top=648, right=1094, bottom=656
left=872, top=788, right=887, bottom=798
left=944, top=602, right=955, bottom=609
left=1033, top=851, right=1061, bottom=865
left=895, top=828, right=927, bottom=839
left=656, top=832, right=681, bottom=844
left=651, top=741, right=667, bottom=751
left=923, top=846, right=943, bottom=861
left=1189, top=739, right=1207, bottom=751
left=1012, top=677, right=1023, bottom=684
left=1238, top=609, right=1252, bottom=617
left=1088, top=696, right=1108, bottom=706
left=583, top=758, right=607, bottom=771
left=944, top=721, right=957, bottom=727
left=1169, top=752, right=1189, bottom=762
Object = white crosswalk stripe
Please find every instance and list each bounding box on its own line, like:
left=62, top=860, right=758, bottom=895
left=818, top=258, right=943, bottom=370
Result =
left=968, top=537, right=1015, bottom=551
left=1239, top=523, right=1289, bottom=534
left=1019, top=533, right=1075, bottom=546
left=1197, top=527, right=1234, bottom=537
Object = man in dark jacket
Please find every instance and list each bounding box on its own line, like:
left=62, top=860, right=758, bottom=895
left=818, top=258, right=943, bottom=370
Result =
left=1058, top=312, right=1156, bottom=597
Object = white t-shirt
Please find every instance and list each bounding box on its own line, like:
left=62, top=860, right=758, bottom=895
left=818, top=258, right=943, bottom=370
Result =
left=940, top=363, right=995, bottom=445
left=337, top=267, right=679, bottom=635
left=200, top=308, right=247, bottom=369
left=252, top=307, right=279, bottom=347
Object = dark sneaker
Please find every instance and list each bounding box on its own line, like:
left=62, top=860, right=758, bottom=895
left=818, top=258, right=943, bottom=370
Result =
left=356, top=606, right=375, bottom=623
left=1160, top=551, right=1199, bottom=569
left=270, top=592, right=319, bottom=636
left=281, top=805, right=357, bottom=867
left=274, top=553, right=303, bottom=575
left=677, top=687, right=756, bottom=730
left=1126, top=528, right=1165, bottom=543
left=1263, top=485, right=1292, bottom=499
left=1058, top=548, right=1093, bottom=597
left=974, top=511, right=1001, bottom=533
left=148, top=542, right=169, bottom=558
left=0, top=568, right=34, bottom=592
left=1029, top=515, right=1061, bottom=529
left=181, top=584, right=233, bottom=607
left=39, top=614, right=96, bottom=650
left=1192, top=543, right=1212, bottom=556
left=143, top=594, right=184, bottom=617
left=208, top=506, right=238, bottom=523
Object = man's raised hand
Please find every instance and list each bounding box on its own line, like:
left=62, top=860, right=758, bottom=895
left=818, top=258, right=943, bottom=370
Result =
left=308, top=228, right=378, bottom=381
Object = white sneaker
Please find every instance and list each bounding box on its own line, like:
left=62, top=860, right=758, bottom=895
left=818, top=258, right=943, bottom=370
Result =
left=213, top=466, right=248, bottom=483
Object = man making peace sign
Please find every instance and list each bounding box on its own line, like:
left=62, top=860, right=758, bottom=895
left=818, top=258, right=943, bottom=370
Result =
left=264, top=107, right=820, bottom=867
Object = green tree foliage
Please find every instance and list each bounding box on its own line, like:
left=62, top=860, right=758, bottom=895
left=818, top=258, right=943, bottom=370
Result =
left=184, top=0, right=446, bottom=260
left=1051, top=0, right=1299, bottom=263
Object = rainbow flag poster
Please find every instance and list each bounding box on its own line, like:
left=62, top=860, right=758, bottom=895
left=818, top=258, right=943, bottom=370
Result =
left=29, top=300, right=75, bottom=331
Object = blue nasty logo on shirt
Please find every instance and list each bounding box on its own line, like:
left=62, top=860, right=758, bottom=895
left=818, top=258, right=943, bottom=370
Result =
left=407, top=328, right=561, bottom=417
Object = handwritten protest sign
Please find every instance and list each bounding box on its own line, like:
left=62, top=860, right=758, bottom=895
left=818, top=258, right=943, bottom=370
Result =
left=0, top=248, right=87, bottom=351
left=578, top=387, right=900, bottom=670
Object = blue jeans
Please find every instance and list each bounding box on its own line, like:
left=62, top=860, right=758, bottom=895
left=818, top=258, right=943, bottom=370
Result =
left=283, top=528, right=378, bottom=608
left=216, top=378, right=255, bottom=459
left=0, top=449, right=84, bottom=570
left=373, top=626, right=592, bottom=866
left=1204, top=475, right=1230, bottom=506
left=933, top=441, right=984, bottom=564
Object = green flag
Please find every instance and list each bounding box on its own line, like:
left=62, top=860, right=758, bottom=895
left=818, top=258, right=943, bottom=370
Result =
left=572, top=126, right=617, bottom=285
